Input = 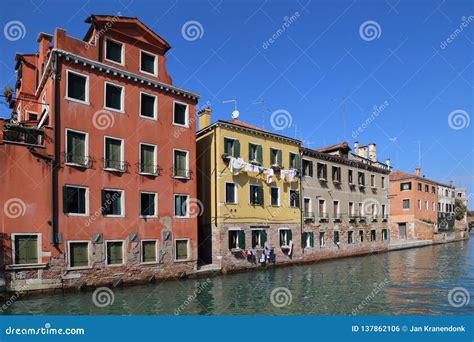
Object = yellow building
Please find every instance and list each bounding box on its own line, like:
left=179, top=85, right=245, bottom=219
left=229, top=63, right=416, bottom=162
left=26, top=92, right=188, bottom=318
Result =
left=196, top=108, right=302, bottom=271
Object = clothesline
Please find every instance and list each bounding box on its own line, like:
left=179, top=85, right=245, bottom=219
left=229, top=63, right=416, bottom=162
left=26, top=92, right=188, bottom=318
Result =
left=227, top=156, right=298, bottom=184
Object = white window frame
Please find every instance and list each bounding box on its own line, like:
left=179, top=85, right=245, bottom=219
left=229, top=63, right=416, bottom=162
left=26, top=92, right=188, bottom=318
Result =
left=402, top=198, right=410, bottom=210
left=348, top=202, right=355, bottom=217
left=174, top=238, right=190, bottom=262
left=104, top=37, right=124, bottom=66
left=65, top=69, right=89, bottom=105
left=270, top=186, right=280, bottom=207
left=138, top=142, right=157, bottom=175
left=139, top=91, right=158, bottom=120
left=304, top=231, right=313, bottom=248
left=140, top=239, right=159, bottom=264
left=319, top=199, right=326, bottom=216
left=139, top=49, right=158, bottom=76
left=102, top=188, right=125, bottom=217
left=65, top=128, right=89, bottom=167
left=11, top=233, right=41, bottom=266
left=302, top=158, right=312, bottom=177
left=278, top=227, right=291, bottom=247
left=225, top=182, right=238, bottom=204
left=319, top=231, right=326, bottom=247
left=63, top=184, right=89, bottom=216
left=103, top=135, right=125, bottom=172
left=289, top=189, right=299, bottom=208
left=104, top=81, right=125, bottom=113
left=139, top=191, right=158, bottom=218
left=105, top=240, right=125, bottom=266
left=418, top=199, right=422, bottom=210
left=172, top=148, right=190, bottom=179
left=333, top=200, right=340, bottom=217
left=173, top=100, right=189, bottom=128
left=174, top=194, right=190, bottom=218
left=228, top=228, right=242, bottom=250
left=303, top=197, right=312, bottom=215
left=67, top=240, right=91, bottom=270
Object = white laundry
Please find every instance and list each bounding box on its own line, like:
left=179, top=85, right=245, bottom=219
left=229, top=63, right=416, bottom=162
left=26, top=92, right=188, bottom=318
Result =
left=279, top=169, right=287, bottom=181
left=264, top=168, right=274, bottom=184
left=244, top=163, right=253, bottom=172
left=288, top=169, right=297, bottom=182
left=230, top=157, right=245, bottom=175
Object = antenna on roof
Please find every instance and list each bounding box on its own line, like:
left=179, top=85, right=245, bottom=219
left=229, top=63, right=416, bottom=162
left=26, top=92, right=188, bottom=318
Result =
left=252, top=99, right=270, bottom=130
left=223, top=99, right=239, bottom=119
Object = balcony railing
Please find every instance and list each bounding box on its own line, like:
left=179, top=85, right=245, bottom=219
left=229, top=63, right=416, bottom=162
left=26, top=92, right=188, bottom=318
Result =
left=172, top=168, right=191, bottom=179
left=137, top=163, right=161, bottom=176
left=382, top=215, right=389, bottom=222
left=103, top=159, right=129, bottom=172
left=359, top=215, right=367, bottom=223
left=64, top=152, right=93, bottom=168
left=349, top=215, right=357, bottom=222
left=318, top=213, right=329, bottom=222
left=303, top=212, right=315, bottom=221
left=3, top=124, right=44, bottom=146
left=371, top=215, right=378, bottom=222
left=333, top=214, right=342, bottom=222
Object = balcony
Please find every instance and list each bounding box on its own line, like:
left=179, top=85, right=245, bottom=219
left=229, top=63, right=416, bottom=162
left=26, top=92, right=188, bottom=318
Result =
left=64, top=152, right=93, bottom=168
left=137, top=162, right=161, bottom=176
left=382, top=215, right=389, bottom=222
left=359, top=215, right=367, bottom=224
left=333, top=214, right=342, bottom=223
left=3, top=124, right=44, bottom=147
left=371, top=215, right=378, bottom=222
left=103, top=159, right=129, bottom=173
left=303, top=212, right=315, bottom=222
left=318, top=213, right=329, bottom=222
left=172, top=168, right=192, bottom=179
left=349, top=215, right=357, bottom=223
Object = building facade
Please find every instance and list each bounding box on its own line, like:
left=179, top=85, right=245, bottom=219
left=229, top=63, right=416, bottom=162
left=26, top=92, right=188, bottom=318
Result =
left=437, top=182, right=456, bottom=230
left=301, top=141, right=391, bottom=260
left=196, top=109, right=302, bottom=271
left=0, top=15, right=199, bottom=291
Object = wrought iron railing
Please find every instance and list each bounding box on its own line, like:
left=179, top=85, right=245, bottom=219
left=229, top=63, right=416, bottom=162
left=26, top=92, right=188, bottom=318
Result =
left=3, top=124, right=44, bottom=146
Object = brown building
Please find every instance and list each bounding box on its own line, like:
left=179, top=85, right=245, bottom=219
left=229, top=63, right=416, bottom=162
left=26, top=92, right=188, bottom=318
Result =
left=0, top=15, right=199, bottom=291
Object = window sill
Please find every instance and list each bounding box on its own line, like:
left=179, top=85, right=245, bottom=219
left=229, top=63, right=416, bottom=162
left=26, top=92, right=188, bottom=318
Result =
left=172, top=123, right=189, bottom=128
left=139, top=172, right=159, bottom=177
left=103, top=214, right=125, bottom=218
left=173, top=176, right=191, bottom=180
left=104, top=106, right=124, bottom=114
left=104, top=57, right=124, bottom=66
left=106, top=263, right=125, bottom=267
left=64, top=97, right=90, bottom=106
left=140, top=69, right=158, bottom=77
left=174, top=258, right=191, bottom=263
left=65, top=162, right=89, bottom=169
left=6, top=263, right=47, bottom=270
left=139, top=114, right=158, bottom=121
left=104, top=168, right=126, bottom=173
left=225, top=202, right=238, bottom=205
left=140, top=215, right=158, bottom=219
left=174, top=215, right=190, bottom=219
left=66, top=266, right=92, bottom=271
left=65, top=213, right=89, bottom=217
left=140, top=261, right=159, bottom=265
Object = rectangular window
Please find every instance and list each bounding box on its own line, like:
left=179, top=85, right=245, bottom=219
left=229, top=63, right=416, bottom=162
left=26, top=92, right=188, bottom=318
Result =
left=403, top=199, right=410, bottom=209
left=381, top=176, right=385, bottom=188
left=319, top=199, right=326, bottom=218
left=348, top=170, right=354, bottom=184
left=105, top=39, right=123, bottom=64
left=270, top=187, right=280, bottom=206
left=106, top=241, right=124, bottom=265
left=140, top=92, right=157, bottom=119
left=270, top=148, right=282, bottom=166
left=251, top=230, right=267, bottom=248
left=382, top=229, right=388, bottom=241
left=104, top=137, right=124, bottom=171
left=333, top=231, right=340, bottom=244
left=13, top=235, right=38, bottom=265
left=66, top=70, right=88, bottom=103
left=418, top=183, right=422, bottom=191
left=317, top=163, right=327, bottom=180
left=303, top=232, right=314, bottom=248
left=69, top=242, right=89, bottom=268
left=139, top=143, right=157, bottom=174
left=302, top=159, right=313, bottom=177
left=370, top=230, right=376, bottom=241
left=348, top=231, right=354, bottom=244
left=425, top=201, right=429, bottom=209
left=27, top=112, right=38, bottom=121
left=432, top=186, right=436, bottom=194
left=248, top=143, right=262, bottom=164
left=102, top=189, right=123, bottom=216
left=173, top=150, right=189, bottom=178
left=401, top=182, right=412, bottom=191
left=319, top=231, right=325, bottom=247
left=349, top=202, right=355, bottom=218
left=225, top=183, right=237, bottom=204
left=224, top=138, right=240, bottom=158
left=250, top=185, right=264, bottom=205
left=289, top=152, right=298, bottom=169
left=173, top=101, right=188, bottom=126
left=140, top=50, right=157, bottom=75
left=371, top=175, right=375, bottom=187
left=359, top=230, right=364, bottom=242
left=66, top=129, right=87, bottom=166
left=174, top=194, right=189, bottom=217
left=418, top=200, right=422, bottom=209
left=289, top=190, right=299, bottom=208
left=303, top=198, right=311, bottom=217
left=228, top=230, right=245, bottom=250
left=279, top=229, right=292, bottom=247
left=333, top=201, right=340, bottom=219
left=104, top=82, right=124, bottom=111
left=332, top=166, right=341, bottom=182
left=425, top=184, right=429, bottom=192
left=63, top=185, right=87, bottom=215
left=140, top=192, right=156, bottom=217
left=358, top=172, right=365, bottom=186
left=382, top=204, right=386, bottom=218
left=142, top=240, right=157, bottom=263
left=175, top=239, right=189, bottom=260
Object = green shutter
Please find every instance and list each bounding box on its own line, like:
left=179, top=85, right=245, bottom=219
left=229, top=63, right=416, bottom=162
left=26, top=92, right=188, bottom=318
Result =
left=295, top=154, right=301, bottom=169
left=238, top=231, right=245, bottom=249
left=309, top=161, right=313, bottom=177
left=228, top=231, right=233, bottom=250
left=288, top=229, right=293, bottom=242
left=224, top=138, right=230, bottom=155
left=70, top=242, right=88, bottom=267
left=310, top=232, right=314, bottom=247
left=256, top=145, right=263, bottom=164
left=248, top=143, right=253, bottom=161
left=107, top=242, right=123, bottom=265
left=323, top=165, right=327, bottom=179
left=15, top=235, right=38, bottom=264
left=257, top=186, right=264, bottom=205
left=142, top=241, right=156, bottom=262
left=302, top=232, right=307, bottom=247
left=63, top=186, right=69, bottom=214
left=295, top=191, right=300, bottom=208
left=252, top=231, right=257, bottom=247
left=101, top=190, right=107, bottom=215
left=233, top=140, right=240, bottom=158
left=277, top=150, right=282, bottom=166
left=261, top=230, right=267, bottom=245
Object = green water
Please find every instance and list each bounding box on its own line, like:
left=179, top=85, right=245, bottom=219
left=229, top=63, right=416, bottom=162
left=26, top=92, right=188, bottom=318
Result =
left=4, top=236, right=473, bottom=315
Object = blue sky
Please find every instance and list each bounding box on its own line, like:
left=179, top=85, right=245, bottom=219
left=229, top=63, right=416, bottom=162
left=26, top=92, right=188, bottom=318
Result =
left=1, top=0, right=473, bottom=207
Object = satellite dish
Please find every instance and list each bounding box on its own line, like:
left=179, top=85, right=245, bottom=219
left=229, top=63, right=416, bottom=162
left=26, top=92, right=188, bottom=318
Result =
left=231, top=110, right=240, bottom=119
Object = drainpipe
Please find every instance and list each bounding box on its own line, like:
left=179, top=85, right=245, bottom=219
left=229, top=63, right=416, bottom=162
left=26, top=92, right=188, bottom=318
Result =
left=299, top=148, right=304, bottom=254
left=50, top=52, right=59, bottom=247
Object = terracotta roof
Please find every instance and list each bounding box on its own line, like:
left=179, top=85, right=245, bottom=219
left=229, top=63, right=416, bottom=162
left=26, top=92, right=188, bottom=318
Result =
left=224, top=119, right=270, bottom=134
left=389, top=170, right=439, bottom=185
left=315, top=141, right=350, bottom=153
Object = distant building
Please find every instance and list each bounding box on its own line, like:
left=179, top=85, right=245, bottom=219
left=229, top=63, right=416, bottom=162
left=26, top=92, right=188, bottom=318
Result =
left=301, top=141, right=391, bottom=259
left=455, top=188, right=469, bottom=224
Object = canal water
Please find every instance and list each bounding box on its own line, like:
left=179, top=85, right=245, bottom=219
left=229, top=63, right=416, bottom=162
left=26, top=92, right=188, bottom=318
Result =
left=4, top=236, right=473, bottom=315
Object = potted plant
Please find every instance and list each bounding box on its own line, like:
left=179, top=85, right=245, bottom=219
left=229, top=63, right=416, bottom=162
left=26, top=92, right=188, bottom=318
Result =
left=3, top=85, right=13, bottom=103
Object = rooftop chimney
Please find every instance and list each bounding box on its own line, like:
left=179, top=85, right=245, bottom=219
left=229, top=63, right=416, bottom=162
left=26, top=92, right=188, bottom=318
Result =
left=368, top=143, right=377, bottom=162
left=198, top=107, right=211, bottom=131
left=415, top=167, right=421, bottom=177
left=386, top=158, right=391, bottom=168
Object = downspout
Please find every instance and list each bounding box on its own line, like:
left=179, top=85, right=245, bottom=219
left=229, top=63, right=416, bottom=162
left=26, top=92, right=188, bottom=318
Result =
left=214, top=128, right=218, bottom=228
left=50, top=52, right=59, bottom=247
left=299, top=148, right=304, bottom=254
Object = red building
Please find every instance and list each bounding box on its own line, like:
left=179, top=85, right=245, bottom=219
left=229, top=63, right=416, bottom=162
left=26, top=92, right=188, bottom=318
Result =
left=0, top=15, right=199, bottom=291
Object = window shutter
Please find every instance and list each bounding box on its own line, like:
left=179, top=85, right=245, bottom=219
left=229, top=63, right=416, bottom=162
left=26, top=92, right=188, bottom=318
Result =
left=257, top=186, right=264, bottom=205
left=233, top=140, right=240, bottom=158
left=277, top=150, right=282, bottom=166
left=63, top=186, right=69, bottom=214
left=248, top=143, right=252, bottom=161
left=288, top=229, right=293, bottom=242
left=309, top=161, right=313, bottom=177
left=302, top=232, right=307, bottom=247
left=252, top=231, right=257, bottom=247
left=295, top=154, right=301, bottom=169
left=323, top=165, right=327, bottom=179
left=295, top=191, right=300, bottom=208
left=238, top=231, right=245, bottom=249
left=101, top=190, right=107, bottom=215
left=257, top=145, right=263, bottom=164
left=228, top=231, right=233, bottom=250
left=224, top=138, right=229, bottom=155
left=262, top=230, right=267, bottom=245
left=310, top=232, right=314, bottom=247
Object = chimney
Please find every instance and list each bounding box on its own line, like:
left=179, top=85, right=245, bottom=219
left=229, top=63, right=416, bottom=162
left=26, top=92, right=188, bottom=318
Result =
left=415, top=167, right=421, bottom=177
left=368, top=143, right=377, bottom=162
left=354, top=141, right=359, bottom=154
left=198, top=107, right=211, bottom=130
left=386, top=158, right=391, bottom=168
